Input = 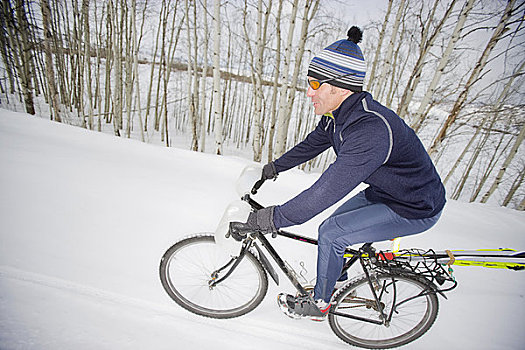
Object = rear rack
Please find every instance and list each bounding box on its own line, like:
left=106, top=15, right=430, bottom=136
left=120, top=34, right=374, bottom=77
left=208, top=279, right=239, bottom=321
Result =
left=372, top=248, right=458, bottom=294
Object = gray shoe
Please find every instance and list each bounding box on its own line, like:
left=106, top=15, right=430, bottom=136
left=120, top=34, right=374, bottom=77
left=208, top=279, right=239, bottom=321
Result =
left=277, top=293, right=331, bottom=321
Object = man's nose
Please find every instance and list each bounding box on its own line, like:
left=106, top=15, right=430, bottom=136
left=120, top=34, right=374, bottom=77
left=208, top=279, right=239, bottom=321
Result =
left=307, top=86, right=315, bottom=97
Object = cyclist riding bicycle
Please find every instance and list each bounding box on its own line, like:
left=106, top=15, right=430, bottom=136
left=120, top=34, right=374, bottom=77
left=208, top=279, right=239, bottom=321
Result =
left=231, top=26, right=446, bottom=320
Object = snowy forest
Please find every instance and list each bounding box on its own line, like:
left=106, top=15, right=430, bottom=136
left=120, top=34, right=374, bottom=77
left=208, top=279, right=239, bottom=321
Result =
left=0, top=0, right=524, bottom=209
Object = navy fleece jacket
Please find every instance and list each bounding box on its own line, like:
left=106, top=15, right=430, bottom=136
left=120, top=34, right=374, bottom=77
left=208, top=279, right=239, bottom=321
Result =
left=272, top=92, right=445, bottom=229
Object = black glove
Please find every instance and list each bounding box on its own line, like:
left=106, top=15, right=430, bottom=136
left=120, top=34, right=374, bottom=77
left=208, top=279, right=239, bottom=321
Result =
left=229, top=206, right=277, bottom=241
left=262, top=162, right=278, bottom=181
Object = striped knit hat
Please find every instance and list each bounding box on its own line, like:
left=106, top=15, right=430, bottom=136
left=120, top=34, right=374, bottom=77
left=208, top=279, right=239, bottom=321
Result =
left=308, top=27, right=366, bottom=92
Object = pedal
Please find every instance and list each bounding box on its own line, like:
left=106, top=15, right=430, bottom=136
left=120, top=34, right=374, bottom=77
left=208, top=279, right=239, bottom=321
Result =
left=277, top=293, right=301, bottom=319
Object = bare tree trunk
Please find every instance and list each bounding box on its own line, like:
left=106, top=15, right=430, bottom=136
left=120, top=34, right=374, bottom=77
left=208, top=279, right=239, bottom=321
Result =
left=131, top=0, right=145, bottom=142
left=40, top=0, right=61, bottom=122
left=108, top=0, right=121, bottom=136
left=50, top=1, right=69, bottom=109
left=212, top=0, right=223, bottom=155
left=469, top=128, right=512, bottom=202
left=450, top=117, right=495, bottom=200
left=72, top=0, right=85, bottom=126
left=243, top=0, right=272, bottom=162
left=82, top=0, right=94, bottom=130
left=160, top=0, right=175, bottom=144
left=375, top=0, right=406, bottom=103
left=252, top=0, right=267, bottom=162
left=123, top=2, right=134, bottom=138
left=144, top=4, right=163, bottom=132
left=517, top=188, right=525, bottom=211
left=443, top=117, right=485, bottom=186
left=14, top=0, right=35, bottom=115
left=411, top=0, right=476, bottom=132
left=366, top=0, right=393, bottom=92
left=396, top=0, right=457, bottom=119
left=384, top=12, right=407, bottom=108
left=285, top=0, right=319, bottom=118
left=0, top=1, right=16, bottom=95
left=502, top=163, right=525, bottom=208
left=481, top=122, right=525, bottom=203
left=184, top=0, right=198, bottom=150
left=273, top=0, right=299, bottom=158
left=267, top=0, right=282, bottom=163
left=427, top=0, right=516, bottom=157
left=103, top=1, right=113, bottom=124
left=199, top=0, right=209, bottom=152
left=155, top=1, right=168, bottom=132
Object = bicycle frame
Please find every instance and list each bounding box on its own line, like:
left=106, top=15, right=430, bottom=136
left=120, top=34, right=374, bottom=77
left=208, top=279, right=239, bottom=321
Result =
left=237, top=193, right=388, bottom=325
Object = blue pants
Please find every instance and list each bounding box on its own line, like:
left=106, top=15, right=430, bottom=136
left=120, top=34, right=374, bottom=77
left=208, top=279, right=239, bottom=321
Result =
left=314, top=191, right=442, bottom=302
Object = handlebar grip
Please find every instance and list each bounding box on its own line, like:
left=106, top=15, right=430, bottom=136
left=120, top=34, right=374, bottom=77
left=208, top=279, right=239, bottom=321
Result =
left=251, top=178, right=266, bottom=195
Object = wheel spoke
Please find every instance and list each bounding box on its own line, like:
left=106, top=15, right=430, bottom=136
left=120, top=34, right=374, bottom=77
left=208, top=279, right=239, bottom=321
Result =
left=159, top=235, right=268, bottom=319
left=329, top=274, right=439, bottom=348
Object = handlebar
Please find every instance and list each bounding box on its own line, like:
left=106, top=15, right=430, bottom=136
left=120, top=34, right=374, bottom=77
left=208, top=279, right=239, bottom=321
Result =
left=251, top=178, right=266, bottom=195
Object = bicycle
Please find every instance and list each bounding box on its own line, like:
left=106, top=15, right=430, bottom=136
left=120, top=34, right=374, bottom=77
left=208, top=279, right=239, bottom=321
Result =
left=159, top=166, right=523, bottom=349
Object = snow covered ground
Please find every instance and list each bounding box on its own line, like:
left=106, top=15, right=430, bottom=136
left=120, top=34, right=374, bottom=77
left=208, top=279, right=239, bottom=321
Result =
left=1, top=109, right=524, bottom=349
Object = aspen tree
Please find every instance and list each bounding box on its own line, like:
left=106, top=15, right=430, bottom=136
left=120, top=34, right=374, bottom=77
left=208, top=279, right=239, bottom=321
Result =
left=519, top=196, right=525, bottom=211
left=212, top=0, right=223, bottom=155
left=267, top=0, right=283, bottom=162
left=14, top=0, right=36, bottom=115
left=366, top=0, right=393, bottom=92
left=482, top=121, right=525, bottom=203
left=274, top=0, right=299, bottom=158
left=82, top=0, right=94, bottom=130
left=199, top=0, right=209, bottom=152
left=502, top=164, right=524, bottom=208
left=450, top=60, right=524, bottom=200
left=50, top=1, right=69, bottom=108
left=411, top=0, right=476, bottom=132
left=243, top=0, right=272, bottom=162
left=468, top=124, right=513, bottom=202
left=428, top=0, right=516, bottom=157
left=396, top=0, right=457, bottom=119
left=40, top=0, right=61, bottom=122
left=109, top=0, right=122, bottom=136
left=0, top=2, right=16, bottom=95
left=375, top=0, right=406, bottom=103
left=285, top=0, right=319, bottom=120
left=104, top=1, right=113, bottom=124
left=184, top=0, right=197, bottom=149
left=131, top=0, right=145, bottom=142
left=154, top=1, right=169, bottom=131
left=144, top=4, right=163, bottom=132
left=190, top=0, right=201, bottom=150
left=72, top=0, right=83, bottom=122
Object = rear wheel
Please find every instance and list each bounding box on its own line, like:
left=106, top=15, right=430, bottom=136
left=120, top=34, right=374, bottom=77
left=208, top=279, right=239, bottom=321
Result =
left=328, top=273, right=439, bottom=349
left=159, top=234, right=268, bottom=319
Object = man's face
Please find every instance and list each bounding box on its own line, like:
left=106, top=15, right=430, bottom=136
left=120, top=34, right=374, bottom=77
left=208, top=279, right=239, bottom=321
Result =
left=306, top=78, right=351, bottom=116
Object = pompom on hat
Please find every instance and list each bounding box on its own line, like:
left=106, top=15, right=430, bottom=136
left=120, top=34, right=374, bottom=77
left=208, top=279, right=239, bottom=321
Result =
left=307, top=27, right=366, bottom=92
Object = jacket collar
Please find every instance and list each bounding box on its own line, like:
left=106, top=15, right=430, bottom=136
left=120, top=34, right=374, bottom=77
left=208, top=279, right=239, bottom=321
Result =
left=331, top=92, right=367, bottom=124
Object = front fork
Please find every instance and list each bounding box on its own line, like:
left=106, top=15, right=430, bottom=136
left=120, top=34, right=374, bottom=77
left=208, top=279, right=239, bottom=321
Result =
left=208, top=239, right=251, bottom=289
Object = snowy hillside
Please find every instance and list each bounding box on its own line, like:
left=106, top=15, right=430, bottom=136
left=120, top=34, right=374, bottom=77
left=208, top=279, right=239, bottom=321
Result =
left=1, top=109, right=524, bottom=350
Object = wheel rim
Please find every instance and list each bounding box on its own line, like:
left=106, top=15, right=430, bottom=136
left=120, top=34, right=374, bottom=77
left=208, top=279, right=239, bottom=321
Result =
left=164, top=238, right=265, bottom=315
left=330, top=275, right=436, bottom=348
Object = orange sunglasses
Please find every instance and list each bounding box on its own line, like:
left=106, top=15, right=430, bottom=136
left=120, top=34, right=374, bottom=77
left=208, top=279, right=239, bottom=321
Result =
left=308, top=72, right=356, bottom=90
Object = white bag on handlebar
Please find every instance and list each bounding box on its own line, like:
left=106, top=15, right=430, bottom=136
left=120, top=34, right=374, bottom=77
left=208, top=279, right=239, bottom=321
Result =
left=235, top=164, right=262, bottom=196
left=214, top=199, right=252, bottom=256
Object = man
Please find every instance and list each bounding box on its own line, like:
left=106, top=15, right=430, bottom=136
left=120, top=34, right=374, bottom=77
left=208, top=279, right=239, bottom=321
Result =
left=230, top=27, right=446, bottom=320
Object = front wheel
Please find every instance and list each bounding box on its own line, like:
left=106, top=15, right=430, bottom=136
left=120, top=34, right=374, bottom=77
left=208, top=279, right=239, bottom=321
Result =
left=328, top=273, right=439, bottom=349
left=159, top=234, right=268, bottom=319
